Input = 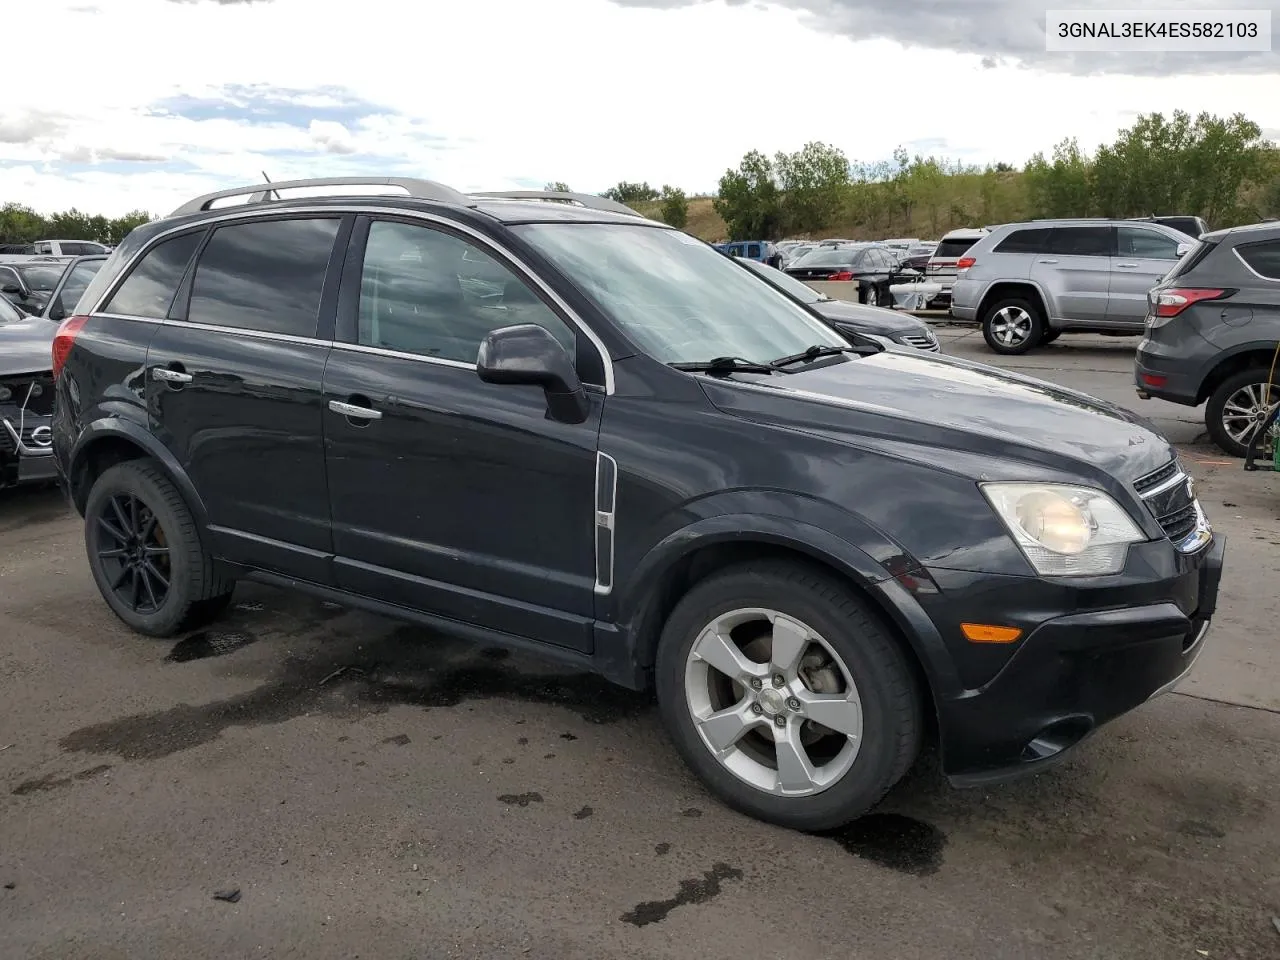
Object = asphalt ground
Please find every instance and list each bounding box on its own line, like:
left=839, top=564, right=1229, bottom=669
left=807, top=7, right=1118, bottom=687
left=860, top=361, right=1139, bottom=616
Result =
left=2, top=327, right=1277, bottom=960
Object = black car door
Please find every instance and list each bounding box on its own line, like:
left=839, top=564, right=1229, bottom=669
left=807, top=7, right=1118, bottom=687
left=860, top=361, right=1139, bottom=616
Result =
left=144, top=214, right=351, bottom=583
left=321, top=215, right=602, bottom=652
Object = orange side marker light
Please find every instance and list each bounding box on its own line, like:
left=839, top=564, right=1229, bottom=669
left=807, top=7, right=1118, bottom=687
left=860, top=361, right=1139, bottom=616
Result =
left=961, top=623, right=1023, bottom=644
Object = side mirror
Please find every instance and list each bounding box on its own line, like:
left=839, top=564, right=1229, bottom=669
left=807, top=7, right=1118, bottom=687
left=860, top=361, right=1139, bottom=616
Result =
left=477, top=323, right=589, bottom=424
left=1176, top=242, right=1191, bottom=257
left=48, top=298, right=66, bottom=322
left=1, top=283, right=21, bottom=294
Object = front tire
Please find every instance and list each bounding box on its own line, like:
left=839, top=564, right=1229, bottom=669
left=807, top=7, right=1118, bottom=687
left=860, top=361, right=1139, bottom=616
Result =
left=981, top=297, right=1043, bottom=355
left=655, top=560, right=923, bottom=831
left=84, top=459, right=234, bottom=636
left=1205, top=367, right=1280, bottom=458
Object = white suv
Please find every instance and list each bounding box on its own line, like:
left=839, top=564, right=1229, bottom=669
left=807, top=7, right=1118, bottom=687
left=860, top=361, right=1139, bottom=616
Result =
left=925, top=228, right=988, bottom=308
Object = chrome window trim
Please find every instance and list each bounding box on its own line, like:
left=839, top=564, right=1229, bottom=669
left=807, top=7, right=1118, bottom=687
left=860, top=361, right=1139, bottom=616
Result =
left=88, top=204, right=616, bottom=394
left=1232, top=246, right=1280, bottom=283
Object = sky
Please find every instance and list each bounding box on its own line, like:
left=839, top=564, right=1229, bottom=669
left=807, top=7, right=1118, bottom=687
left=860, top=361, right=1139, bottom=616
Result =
left=2, top=0, right=1277, bottom=217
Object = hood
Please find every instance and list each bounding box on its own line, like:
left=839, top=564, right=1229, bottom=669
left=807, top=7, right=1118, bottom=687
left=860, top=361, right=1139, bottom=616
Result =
left=700, top=349, right=1172, bottom=483
left=0, top=315, right=56, bottom=376
left=811, top=298, right=929, bottom=337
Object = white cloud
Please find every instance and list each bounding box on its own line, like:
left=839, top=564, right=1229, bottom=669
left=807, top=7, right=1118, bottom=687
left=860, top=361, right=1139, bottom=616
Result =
left=3, top=0, right=1278, bottom=216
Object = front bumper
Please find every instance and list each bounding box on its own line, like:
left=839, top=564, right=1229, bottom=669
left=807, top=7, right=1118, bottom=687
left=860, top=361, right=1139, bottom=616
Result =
left=932, top=534, right=1225, bottom=787
left=1, top=413, right=56, bottom=487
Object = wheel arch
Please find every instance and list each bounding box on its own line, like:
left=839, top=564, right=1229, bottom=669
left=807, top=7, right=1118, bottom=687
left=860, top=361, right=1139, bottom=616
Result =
left=68, top=419, right=208, bottom=529
left=614, top=514, right=960, bottom=725
left=1195, top=343, right=1280, bottom=406
left=976, top=280, right=1050, bottom=325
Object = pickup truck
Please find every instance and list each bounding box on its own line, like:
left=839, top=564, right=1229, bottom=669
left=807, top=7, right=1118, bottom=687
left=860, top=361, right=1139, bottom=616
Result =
left=0, top=239, right=110, bottom=263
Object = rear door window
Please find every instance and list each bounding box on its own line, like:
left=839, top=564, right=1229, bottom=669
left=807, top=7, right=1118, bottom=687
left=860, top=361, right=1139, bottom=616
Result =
left=186, top=218, right=341, bottom=337
left=1117, top=227, right=1181, bottom=260
left=746, top=243, right=762, bottom=259
left=1236, top=240, right=1280, bottom=281
left=994, top=228, right=1053, bottom=254
left=102, top=231, right=203, bottom=319
left=1047, top=226, right=1113, bottom=257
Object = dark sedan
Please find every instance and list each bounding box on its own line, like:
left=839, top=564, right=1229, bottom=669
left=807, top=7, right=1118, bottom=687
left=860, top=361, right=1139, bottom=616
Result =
left=0, top=262, right=67, bottom=315
left=783, top=243, right=904, bottom=308
left=738, top=258, right=939, bottom=351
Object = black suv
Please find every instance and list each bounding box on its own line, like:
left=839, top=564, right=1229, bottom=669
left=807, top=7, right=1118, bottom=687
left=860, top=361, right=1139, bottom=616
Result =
left=52, top=178, right=1224, bottom=830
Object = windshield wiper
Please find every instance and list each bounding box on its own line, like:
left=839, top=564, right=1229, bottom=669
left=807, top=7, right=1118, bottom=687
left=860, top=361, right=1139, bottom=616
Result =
left=669, top=356, right=776, bottom=375
left=769, top=345, right=863, bottom=368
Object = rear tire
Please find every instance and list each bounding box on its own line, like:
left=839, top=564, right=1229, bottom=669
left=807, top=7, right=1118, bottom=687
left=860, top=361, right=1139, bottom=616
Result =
left=84, top=459, right=235, bottom=636
left=862, top=284, right=880, bottom=307
left=1205, top=367, right=1280, bottom=458
left=981, top=297, right=1043, bottom=355
left=654, top=560, right=923, bottom=831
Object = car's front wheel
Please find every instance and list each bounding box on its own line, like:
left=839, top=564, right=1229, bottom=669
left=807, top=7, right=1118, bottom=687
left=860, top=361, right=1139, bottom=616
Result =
left=84, top=459, right=235, bottom=636
left=981, top=297, right=1043, bottom=355
left=655, top=561, right=923, bottom=831
left=1205, top=367, right=1280, bottom=458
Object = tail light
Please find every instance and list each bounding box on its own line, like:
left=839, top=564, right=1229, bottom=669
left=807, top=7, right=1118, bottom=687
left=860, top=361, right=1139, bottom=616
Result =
left=1153, top=288, right=1226, bottom=318
left=956, top=256, right=976, bottom=270
left=52, top=314, right=89, bottom=379
left=828, top=271, right=854, bottom=281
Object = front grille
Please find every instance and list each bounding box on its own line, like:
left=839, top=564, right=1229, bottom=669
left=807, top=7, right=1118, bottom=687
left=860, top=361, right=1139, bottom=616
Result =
left=1133, top=458, right=1207, bottom=551
left=899, top=334, right=940, bottom=351
left=0, top=417, right=52, bottom=455
left=0, top=374, right=55, bottom=417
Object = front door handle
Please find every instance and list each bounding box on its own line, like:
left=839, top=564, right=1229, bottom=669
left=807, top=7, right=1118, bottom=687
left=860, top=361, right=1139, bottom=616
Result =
left=328, top=399, right=382, bottom=421
left=152, top=366, right=192, bottom=384
left=1037, top=258, right=1059, bottom=264
left=1115, top=262, right=1139, bottom=269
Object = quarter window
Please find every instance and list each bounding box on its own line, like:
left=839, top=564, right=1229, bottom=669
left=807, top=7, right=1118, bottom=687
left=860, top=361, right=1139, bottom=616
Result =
left=994, top=228, right=1053, bottom=254
left=1117, top=227, right=1180, bottom=260
left=1237, top=240, right=1280, bottom=281
left=187, top=218, right=341, bottom=337
left=357, top=220, right=576, bottom=365
left=102, top=231, right=203, bottom=319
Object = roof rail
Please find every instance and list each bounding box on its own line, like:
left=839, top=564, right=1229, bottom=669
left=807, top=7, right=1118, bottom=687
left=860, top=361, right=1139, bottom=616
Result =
left=469, top=190, right=643, bottom=218
left=170, top=176, right=473, bottom=217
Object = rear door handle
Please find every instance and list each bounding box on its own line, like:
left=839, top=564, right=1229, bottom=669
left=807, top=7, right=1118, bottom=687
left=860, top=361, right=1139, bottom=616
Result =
left=328, top=399, right=382, bottom=421
left=1037, top=258, right=1058, bottom=264
left=1115, top=263, right=1139, bottom=269
left=152, top=367, right=192, bottom=384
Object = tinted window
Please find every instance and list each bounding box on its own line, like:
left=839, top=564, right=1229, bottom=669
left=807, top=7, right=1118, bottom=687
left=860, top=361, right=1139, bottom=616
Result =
left=793, top=248, right=858, bottom=268
left=187, top=218, right=340, bottom=337
left=1237, top=240, right=1280, bottom=281
left=358, top=219, right=576, bottom=365
left=994, top=228, right=1053, bottom=254
left=934, top=237, right=981, bottom=259
left=1117, top=227, right=1180, bottom=260
left=55, top=260, right=105, bottom=316
left=59, top=242, right=92, bottom=256
left=1048, top=226, right=1113, bottom=257
left=746, top=243, right=762, bottom=258
left=34, top=242, right=51, bottom=255
left=15, top=265, right=63, bottom=290
left=103, top=231, right=202, bottom=318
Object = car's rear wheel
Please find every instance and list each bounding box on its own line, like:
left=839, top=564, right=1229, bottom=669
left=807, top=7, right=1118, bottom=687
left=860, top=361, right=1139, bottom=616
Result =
left=1205, top=367, right=1280, bottom=458
left=862, top=284, right=880, bottom=307
left=655, top=561, right=923, bottom=831
left=981, top=298, right=1043, bottom=355
left=84, top=459, right=234, bottom=636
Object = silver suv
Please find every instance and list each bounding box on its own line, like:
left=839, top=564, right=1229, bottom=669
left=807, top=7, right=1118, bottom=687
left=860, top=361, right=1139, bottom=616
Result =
left=950, top=219, right=1194, bottom=354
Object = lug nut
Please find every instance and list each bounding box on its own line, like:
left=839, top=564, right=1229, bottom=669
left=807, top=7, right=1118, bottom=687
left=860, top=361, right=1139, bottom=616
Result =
left=772, top=674, right=785, bottom=687
left=751, top=703, right=764, bottom=715
left=750, top=677, right=763, bottom=690
left=774, top=716, right=786, bottom=728
left=786, top=697, right=801, bottom=711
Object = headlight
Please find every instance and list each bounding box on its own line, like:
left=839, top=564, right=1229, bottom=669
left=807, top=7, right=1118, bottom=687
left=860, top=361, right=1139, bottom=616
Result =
left=981, top=482, right=1145, bottom=576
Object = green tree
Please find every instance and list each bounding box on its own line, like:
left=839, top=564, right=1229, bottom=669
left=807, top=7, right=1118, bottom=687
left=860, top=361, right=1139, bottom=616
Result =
left=602, top=181, right=658, bottom=203
left=713, top=150, right=782, bottom=240
left=107, top=210, right=154, bottom=243
left=544, top=181, right=571, bottom=193
left=0, top=203, right=48, bottom=243
left=773, top=140, right=850, bottom=234
left=1024, top=138, right=1092, bottom=218
left=658, top=185, right=688, bottom=228
left=903, top=155, right=948, bottom=234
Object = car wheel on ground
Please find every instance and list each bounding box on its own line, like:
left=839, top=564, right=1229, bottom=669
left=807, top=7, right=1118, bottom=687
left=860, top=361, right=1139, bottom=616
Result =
left=84, top=459, right=235, bottom=636
left=981, top=298, right=1044, bottom=355
left=654, top=560, right=923, bottom=831
left=862, top=284, right=879, bottom=308
left=1205, top=367, right=1280, bottom=458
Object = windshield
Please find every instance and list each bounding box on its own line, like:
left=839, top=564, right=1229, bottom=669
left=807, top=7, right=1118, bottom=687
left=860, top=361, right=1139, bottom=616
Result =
left=15, top=265, right=64, bottom=291
left=740, top=258, right=824, bottom=303
left=513, top=223, right=846, bottom=364
left=0, top=293, right=23, bottom=324
left=792, top=248, right=861, bottom=268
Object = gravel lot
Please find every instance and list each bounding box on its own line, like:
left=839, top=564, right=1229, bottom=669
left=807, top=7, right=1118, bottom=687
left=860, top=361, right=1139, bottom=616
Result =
left=2, top=327, right=1277, bottom=960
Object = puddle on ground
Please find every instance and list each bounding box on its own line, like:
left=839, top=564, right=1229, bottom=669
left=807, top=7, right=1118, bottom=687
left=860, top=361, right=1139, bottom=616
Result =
left=59, top=628, right=652, bottom=762
left=620, top=862, right=743, bottom=927
left=817, top=813, right=946, bottom=876
left=165, top=630, right=257, bottom=663
left=12, top=764, right=112, bottom=797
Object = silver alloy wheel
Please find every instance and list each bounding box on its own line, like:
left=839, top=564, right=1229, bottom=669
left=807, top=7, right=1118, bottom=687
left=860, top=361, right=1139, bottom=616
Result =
left=988, top=305, right=1034, bottom=346
left=864, top=286, right=878, bottom=307
left=1221, top=381, right=1279, bottom=445
left=683, top=607, right=863, bottom=797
